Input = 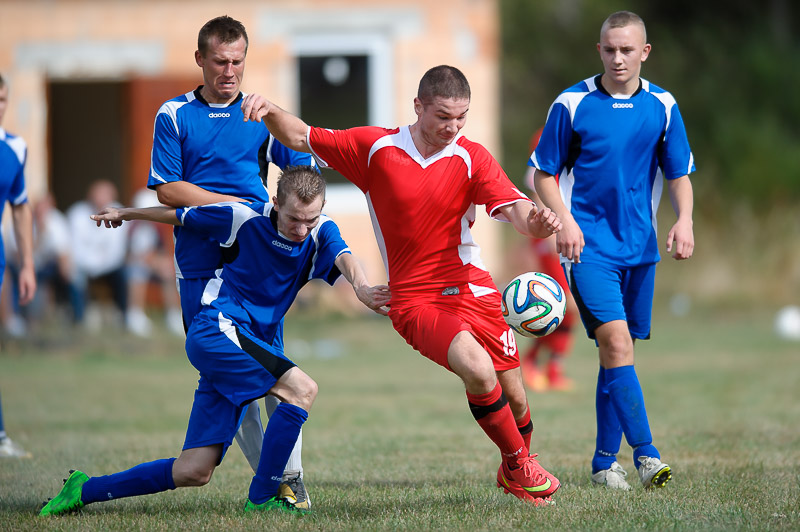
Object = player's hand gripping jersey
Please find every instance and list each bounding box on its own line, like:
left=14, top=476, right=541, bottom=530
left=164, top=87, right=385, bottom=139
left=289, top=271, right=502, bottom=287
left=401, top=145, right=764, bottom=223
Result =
left=175, top=201, right=349, bottom=344
left=530, top=76, right=695, bottom=267
left=308, top=125, right=531, bottom=296
left=148, top=89, right=315, bottom=279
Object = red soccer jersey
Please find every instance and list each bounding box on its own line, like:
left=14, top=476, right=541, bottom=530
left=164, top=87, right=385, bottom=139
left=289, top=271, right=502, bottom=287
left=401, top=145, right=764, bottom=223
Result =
left=309, top=125, right=531, bottom=295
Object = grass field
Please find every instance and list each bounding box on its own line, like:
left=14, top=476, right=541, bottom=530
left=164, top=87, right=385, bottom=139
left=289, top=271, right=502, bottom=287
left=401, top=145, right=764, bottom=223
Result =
left=0, top=305, right=798, bottom=530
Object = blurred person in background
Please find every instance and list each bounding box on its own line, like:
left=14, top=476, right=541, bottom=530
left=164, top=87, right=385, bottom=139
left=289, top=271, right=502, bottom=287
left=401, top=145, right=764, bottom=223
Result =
left=519, top=128, right=577, bottom=392
left=531, top=11, right=695, bottom=490
left=0, top=72, right=37, bottom=458
left=3, top=193, right=73, bottom=336
left=126, top=188, right=183, bottom=338
left=66, top=179, right=131, bottom=333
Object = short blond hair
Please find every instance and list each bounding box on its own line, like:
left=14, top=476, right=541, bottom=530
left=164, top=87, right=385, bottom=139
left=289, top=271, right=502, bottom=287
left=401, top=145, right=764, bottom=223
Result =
left=276, top=166, right=326, bottom=205
left=601, top=11, right=647, bottom=42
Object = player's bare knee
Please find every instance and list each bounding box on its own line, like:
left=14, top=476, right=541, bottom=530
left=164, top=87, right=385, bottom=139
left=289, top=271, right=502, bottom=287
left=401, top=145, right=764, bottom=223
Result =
left=173, top=456, right=216, bottom=487
left=184, top=466, right=214, bottom=487
left=449, top=334, right=496, bottom=391
left=458, top=363, right=497, bottom=394
left=276, top=370, right=317, bottom=411
left=598, top=330, right=633, bottom=366
left=466, top=368, right=497, bottom=392
left=294, top=375, right=318, bottom=410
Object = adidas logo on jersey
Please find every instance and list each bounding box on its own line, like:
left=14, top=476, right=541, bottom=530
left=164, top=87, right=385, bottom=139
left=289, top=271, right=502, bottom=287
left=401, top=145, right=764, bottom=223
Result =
left=612, top=102, right=634, bottom=109
left=272, top=239, right=293, bottom=251
left=208, top=112, right=231, bottom=118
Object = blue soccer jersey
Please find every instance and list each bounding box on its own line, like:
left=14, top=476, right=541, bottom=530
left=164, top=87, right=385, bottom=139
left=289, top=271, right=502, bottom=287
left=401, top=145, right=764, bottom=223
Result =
left=148, top=89, right=316, bottom=279
left=530, top=75, right=695, bottom=267
left=175, top=201, right=349, bottom=345
left=0, top=129, right=29, bottom=271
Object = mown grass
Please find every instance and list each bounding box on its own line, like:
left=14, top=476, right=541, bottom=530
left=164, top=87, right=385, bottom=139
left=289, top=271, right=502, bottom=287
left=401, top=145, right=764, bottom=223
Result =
left=0, top=305, right=798, bottom=530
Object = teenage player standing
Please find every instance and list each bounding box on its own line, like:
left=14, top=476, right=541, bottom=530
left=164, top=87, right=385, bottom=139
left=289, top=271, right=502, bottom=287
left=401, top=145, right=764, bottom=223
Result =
left=531, top=11, right=695, bottom=490
left=147, top=16, right=316, bottom=506
left=242, top=65, right=563, bottom=504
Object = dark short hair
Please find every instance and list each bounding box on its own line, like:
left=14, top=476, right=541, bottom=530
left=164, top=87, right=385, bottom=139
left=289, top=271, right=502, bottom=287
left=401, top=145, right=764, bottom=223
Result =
left=198, top=15, right=249, bottom=56
left=276, top=166, right=326, bottom=205
left=417, top=65, right=471, bottom=104
left=601, top=11, right=647, bottom=42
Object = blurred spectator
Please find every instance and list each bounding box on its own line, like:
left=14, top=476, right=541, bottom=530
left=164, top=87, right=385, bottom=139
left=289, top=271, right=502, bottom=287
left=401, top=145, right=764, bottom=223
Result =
left=520, top=128, right=578, bottom=392
left=2, top=193, right=73, bottom=335
left=66, top=180, right=131, bottom=332
left=126, top=188, right=183, bottom=337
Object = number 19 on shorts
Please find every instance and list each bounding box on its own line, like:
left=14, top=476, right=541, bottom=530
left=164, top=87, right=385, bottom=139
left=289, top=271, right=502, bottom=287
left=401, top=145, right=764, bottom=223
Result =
left=500, top=328, right=517, bottom=357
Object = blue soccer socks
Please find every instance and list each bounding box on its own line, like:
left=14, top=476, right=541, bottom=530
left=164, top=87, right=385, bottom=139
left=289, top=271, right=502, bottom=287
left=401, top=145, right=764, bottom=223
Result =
left=593, top=366, right=624, bottom=473
left=605, top=365, right=659, bottom=464
left=80, top=457, right=177, bottom=505
left=247, top=402, right=308, bottom=505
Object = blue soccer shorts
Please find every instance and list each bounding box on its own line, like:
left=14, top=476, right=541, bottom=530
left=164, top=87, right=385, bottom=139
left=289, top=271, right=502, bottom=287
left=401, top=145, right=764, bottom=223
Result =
left=564, top=261, right=656, bottom=340
left=177, top=277, right=212, bottom=326
left=182, top=310, right=296, bottom=461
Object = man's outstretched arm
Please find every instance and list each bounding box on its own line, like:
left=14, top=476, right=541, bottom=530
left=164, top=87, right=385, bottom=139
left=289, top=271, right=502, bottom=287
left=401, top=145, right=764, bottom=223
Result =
left=334, top=252, right=391, bottom=316
left=91, top=206, right=183, bottom=228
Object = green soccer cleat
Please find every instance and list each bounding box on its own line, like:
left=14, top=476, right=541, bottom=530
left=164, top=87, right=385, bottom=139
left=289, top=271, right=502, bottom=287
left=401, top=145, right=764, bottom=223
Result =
left=39, top=470, right=89, bottom=516
left=244, top=495, right=309, bottom=515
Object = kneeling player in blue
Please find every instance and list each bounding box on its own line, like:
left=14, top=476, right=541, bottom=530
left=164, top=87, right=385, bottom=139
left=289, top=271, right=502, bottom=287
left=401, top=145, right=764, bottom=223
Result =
left=39, top=167, right=390, bottom=516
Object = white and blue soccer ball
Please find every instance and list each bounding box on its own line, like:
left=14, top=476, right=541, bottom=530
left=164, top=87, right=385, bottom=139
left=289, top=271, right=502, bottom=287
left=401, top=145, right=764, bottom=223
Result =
left=501, top=271, right=567, bottom=338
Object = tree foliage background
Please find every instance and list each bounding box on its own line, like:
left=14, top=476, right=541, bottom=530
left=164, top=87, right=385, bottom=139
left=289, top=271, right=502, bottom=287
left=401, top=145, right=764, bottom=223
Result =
left=500, top=0, right=800, bottom=212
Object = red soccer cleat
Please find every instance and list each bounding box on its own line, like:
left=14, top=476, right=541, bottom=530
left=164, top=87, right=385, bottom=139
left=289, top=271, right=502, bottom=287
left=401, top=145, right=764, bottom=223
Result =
left=496, top=454, right=560, bottom=501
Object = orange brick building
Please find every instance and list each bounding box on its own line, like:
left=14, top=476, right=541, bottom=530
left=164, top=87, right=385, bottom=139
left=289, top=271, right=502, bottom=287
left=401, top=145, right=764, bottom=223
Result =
left=0, top=0, right=504, bottom=293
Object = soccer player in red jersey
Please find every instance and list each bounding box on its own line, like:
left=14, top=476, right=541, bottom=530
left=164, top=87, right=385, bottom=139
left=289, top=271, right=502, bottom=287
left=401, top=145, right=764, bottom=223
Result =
left=241, top=65, right=563, bottom=503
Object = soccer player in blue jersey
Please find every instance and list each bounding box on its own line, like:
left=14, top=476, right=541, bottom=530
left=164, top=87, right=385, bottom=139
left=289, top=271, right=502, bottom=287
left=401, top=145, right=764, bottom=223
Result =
left=147, top=16, right=317, bottom=506
left=531, top=11, right=695, bottom=490
left=0, top=73, right=37, bottom=459
left=39, top=166, right=390, bottom=516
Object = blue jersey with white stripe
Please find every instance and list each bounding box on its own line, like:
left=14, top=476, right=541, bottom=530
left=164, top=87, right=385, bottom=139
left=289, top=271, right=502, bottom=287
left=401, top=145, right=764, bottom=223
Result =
left=148, top=89, right=316, bottom=278
left=530, top=75, right=695, bottom=267
left=0, top=129, right=29, bottom=271
left=175, top=201, right=348, bottom=344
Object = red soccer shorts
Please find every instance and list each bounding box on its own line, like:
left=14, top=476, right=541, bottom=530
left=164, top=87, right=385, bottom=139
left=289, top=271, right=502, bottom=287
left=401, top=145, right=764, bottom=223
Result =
left=389, top=288, right=520, bottom=372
